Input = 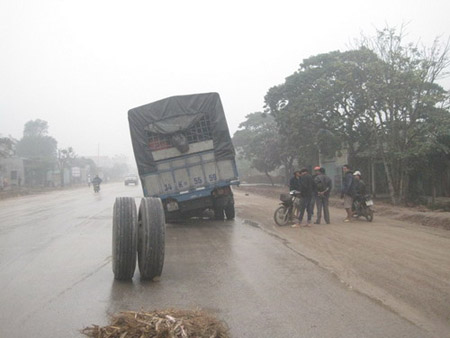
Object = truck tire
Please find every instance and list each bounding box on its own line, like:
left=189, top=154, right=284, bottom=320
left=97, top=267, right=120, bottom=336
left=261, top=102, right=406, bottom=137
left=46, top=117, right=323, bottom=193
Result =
left=224, top=202, right=235, bottom=220
left=214, top=207, right=224, bottom=221
left=138, top=197, right=165, bottom=280
left=112, top=197, right=137, bottom=280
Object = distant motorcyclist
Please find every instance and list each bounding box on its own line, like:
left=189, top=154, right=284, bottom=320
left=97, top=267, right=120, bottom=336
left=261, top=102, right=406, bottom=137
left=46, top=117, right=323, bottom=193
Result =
left=92, top=175, right=102, bottom=192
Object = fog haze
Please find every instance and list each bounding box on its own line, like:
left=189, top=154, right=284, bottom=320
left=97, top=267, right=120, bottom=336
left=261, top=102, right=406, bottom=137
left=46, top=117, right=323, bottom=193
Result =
left=1, top=0, right=449, bottom=159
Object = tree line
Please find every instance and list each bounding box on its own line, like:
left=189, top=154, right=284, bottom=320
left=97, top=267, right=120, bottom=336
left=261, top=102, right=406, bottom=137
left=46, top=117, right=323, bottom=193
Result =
left=3, top=119, right=95, bottom=186
left=233, top=27, right=450, bottom=204
left=1, top=119, right=128, bottom=187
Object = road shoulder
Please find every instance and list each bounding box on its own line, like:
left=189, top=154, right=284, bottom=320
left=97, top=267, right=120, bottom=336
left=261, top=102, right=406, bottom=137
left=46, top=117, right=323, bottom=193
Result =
left=234, top=187, right=450, bottom=338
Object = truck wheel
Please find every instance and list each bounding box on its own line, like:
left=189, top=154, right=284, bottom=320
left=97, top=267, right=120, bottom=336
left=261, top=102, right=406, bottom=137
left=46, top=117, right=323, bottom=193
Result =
left=112, top=197, right=137, bottom=280
left=224, top=202, right=235, bottom=220
left=214, top=207, right=224, bottom=220
left=138, top=197, right=165, bottom=280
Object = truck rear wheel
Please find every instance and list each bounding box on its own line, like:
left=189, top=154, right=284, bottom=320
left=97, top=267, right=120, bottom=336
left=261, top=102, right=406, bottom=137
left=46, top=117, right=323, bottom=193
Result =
left=112, top=197, right=137, bottom=280
left=138, top=197, right=165, bottom=280
left=224, top=202, right=235, bottom=220
left=214, top=207, right=224, bottom=220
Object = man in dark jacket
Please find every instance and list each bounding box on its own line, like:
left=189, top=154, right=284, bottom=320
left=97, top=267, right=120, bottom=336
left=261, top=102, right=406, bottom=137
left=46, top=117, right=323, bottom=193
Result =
left=341, top=164, right=355, bottom=222
left=289, top=170, right=301, bottom=192
left=314, top=167, right=332, bottom=224
left=289, top=170, right=302, bottom=218
left=292, top=168, right=314, bottom=227
left=309, top=166, right=320, bottom=219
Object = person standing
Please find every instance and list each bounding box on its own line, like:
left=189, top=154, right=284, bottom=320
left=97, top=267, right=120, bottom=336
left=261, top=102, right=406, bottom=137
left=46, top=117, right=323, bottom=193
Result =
left=289, top=170, right=301, bottom=192
left=309, top=166, right=320, bottom=219
left=314, top=167, right=332, bottom=224
left=292, top=168, right=314, bottom=227
left=289, top=170, right=302, bottom=218
left=341, top=164, right=355, bottom=222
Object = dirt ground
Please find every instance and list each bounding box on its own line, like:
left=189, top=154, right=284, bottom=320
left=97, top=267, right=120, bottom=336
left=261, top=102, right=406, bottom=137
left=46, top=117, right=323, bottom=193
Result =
left=234, top=186, right=450, bottom=338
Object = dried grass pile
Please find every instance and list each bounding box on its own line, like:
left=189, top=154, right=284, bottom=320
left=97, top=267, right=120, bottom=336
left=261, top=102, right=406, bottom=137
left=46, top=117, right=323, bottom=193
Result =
left=81, top=309, right=230, bottom=338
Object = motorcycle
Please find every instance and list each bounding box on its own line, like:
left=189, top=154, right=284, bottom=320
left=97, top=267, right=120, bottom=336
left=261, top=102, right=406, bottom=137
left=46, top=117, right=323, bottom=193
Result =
left=93, top=183, right=100, bottom=193
left=353, top=194, right=374, bottom=222
left=273, top=190, right=301, bottom=226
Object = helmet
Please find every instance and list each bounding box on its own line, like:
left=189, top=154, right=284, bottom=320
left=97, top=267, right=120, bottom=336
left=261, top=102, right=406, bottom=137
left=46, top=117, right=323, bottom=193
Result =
left=314, top=166, right=321, bottom=171
left=353, top=171, right=361, bottom=176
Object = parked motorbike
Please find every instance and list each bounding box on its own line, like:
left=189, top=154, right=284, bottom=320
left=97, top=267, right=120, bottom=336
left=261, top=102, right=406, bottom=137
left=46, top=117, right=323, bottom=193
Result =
left=353, top=194, right=374, bottom=222
left=273, top=191, right=300, bottom=226
left=93, top=183, right=100, bottom=193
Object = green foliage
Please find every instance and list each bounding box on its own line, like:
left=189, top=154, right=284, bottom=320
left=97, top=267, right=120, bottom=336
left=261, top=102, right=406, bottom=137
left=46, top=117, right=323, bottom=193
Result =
left=23, top=119, right=50, bottom=138
left=233, top=112, right=283, bottom=183
left=16, top=135, right=57, bottom=159
left=264, top=26, right=450, bottom=203
left=0, top=137, right=16, bottom=158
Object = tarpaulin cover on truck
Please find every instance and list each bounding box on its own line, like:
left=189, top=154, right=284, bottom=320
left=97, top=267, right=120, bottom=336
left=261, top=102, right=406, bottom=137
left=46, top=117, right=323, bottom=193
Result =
left=128, top=93, right=235, bottom=175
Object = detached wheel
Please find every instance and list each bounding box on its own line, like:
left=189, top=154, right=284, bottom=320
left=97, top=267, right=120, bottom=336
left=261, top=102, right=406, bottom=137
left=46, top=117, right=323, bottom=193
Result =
left=112, top=197, right=137, bottom=280
left=138, top=197, right=165, bottom=280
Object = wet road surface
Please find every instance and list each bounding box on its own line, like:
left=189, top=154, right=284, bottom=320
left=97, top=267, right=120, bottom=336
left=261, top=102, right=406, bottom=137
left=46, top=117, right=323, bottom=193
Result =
left=0, top=183, right=431, bottom=337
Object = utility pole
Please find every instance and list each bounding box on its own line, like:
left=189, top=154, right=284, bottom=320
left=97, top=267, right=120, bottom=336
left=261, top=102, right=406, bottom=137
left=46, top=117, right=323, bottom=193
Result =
left=97, top=143, right=100, bottom=173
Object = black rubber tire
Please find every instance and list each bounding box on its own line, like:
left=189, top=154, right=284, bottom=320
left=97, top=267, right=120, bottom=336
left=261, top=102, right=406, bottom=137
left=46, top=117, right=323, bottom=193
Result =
left=112, top=197, right=137, bottom=280
left=214, top=207, right=224, bottom=220
left=138, top=197, right=165, bottom=280
left=366, top=208, right=374, bottom=222
left=224, top=202, right=235, bottom=220
left=274, top=206, right=289, bottom=226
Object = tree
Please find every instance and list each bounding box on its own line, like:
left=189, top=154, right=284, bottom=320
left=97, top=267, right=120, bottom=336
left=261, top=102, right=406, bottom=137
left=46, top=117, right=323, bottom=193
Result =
left=265, top=48, right=381, bottom=167
left=233, top=112, right=282, bottom=185
left=16, top=119, right=57, bottom=186
left=358, top=27, right=450, bottom=203
left=23, top=119, right=50, bottom=138
left=57, top=147, right=77, bottom=186
left=0, top=136, right=16, bottom=158
left=264, top=27, right=450, bottom=204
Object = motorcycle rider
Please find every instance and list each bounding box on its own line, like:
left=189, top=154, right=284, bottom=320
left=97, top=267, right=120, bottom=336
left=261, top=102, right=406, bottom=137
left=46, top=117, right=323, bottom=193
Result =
left=352, top=171, right=366, bottom=214
left=92, top=175, right=102, bottom=191
left=341, top=164, right=355, bottom=222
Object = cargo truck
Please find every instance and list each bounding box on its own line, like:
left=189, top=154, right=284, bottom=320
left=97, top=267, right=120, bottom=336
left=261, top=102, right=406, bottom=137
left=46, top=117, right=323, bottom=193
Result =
left=112, top=93, right=239, bottom=281
left=129, top=92, right=239, bottom=221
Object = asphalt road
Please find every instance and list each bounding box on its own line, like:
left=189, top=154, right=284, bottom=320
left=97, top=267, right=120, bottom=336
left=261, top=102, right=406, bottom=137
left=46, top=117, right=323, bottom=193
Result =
left=0, top=183, right=432, bottom=337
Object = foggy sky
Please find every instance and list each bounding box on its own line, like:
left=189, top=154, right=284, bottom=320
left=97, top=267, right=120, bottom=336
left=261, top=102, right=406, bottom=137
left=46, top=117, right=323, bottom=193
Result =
left=1, top=0, right=449, bottom=161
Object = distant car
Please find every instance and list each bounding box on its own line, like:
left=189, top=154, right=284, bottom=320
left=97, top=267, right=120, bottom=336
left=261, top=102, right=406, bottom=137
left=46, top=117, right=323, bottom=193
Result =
left=124, top=174, right=139, bottom=186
